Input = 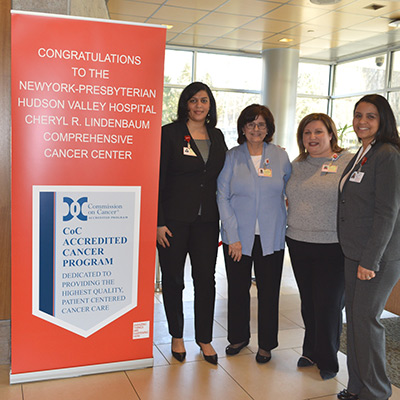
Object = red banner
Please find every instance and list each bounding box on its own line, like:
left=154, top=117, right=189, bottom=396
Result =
left=11, top=11, right=165, bottom=382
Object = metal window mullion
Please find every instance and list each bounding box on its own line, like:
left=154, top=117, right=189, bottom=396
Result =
left=327, top=63, right=335, bottom=116
left=192, top=51, right=197, bottom=82
left=386, top=50, right=393, bottom=96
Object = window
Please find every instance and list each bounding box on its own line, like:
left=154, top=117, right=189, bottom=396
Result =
left=295, top=62, right=331, bottom=140
left=164, top=49, right=193, bottom=85
left=163, top=47, right=400, bottom=154
left=331, top=97, right=359, bottom=151
left=214, top=91, right=260, bottom=149
left=334, top=55, right=387, bottom=96
left=196, top=53, right=261, bottom=91
left=162, top=87, right=183, bottom=126
left=390, top=51, right=400, bottom=89
left=330, top=51, right=400, bottom=150
left=162, top=49, right=262, bottom=148
left=296, top=97, right=329, bottom=128
left=297, top=63, right=330, bottom=95
left=388, top=91, right=400, bottom=129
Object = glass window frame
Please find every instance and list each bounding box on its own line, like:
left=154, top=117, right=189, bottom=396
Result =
left=330, top=49, right=400, bottom=137
left=162, top=47, right=263, bottom=145
left=163, top=45, right=400, bottom=148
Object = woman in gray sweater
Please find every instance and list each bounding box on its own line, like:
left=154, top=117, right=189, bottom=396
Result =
left=286, top=113, right=353, bottom=380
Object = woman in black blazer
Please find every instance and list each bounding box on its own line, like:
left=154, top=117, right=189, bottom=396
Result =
left=157, top=82, right=227, bottom=365
left=337, top=94, right=400, bottom=400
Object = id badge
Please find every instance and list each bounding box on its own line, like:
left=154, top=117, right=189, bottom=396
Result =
left=322, top=164, right=338, bottom=173
left=349, top=171, right=364, bottom=183
left=183, top=147, right=197, bottom=157
left=258, top=168, right=272, bottom=177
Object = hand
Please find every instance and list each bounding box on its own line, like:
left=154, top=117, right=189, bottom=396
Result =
left=157, top=226, right=173, bottom=248
left=357, top=265, right=376, bottom=281
left=229, top=241, right=242, bottom=262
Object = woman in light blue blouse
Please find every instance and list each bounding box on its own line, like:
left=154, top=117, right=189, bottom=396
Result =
left=217, top=104, right=291, bottom=363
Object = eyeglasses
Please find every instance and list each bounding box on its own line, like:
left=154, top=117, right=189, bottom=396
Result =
left=246, top=122, right=267, bottom=130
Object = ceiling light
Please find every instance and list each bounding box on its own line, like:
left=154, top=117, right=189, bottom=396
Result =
left=279, top=38, right=293, bottom=43
left=388, top=19, right=400, bottom=28
left=310, top=0, right=341, bottom=4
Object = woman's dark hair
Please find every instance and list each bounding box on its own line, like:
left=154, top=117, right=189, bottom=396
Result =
left=237, top=104, right=275, bottom=144
left=354, top=94, right=400, bottom=148
left=176, top=81, right=217, bottom=128
left=296, top=113, right=343, bottom=161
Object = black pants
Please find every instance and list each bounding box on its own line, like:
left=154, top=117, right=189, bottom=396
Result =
left=224, top=236, right=284, bottom=351
left=286, top=237, right=345, bottom=372
left=157, top=217, right=219, bottom=343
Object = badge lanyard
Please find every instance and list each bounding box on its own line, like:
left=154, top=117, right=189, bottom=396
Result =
left=183, top=135, right=196, bottom=157
left=258, top=158, right=272, bottom=177
left=184, top=135, right=191, bottom=149
left=340, top=145, right=371, bottom=190
left=358, top=156, right=367, bottom=172
left=321, top=153, right=339, bottom=173
left=349, top=145, right=370, bottom=183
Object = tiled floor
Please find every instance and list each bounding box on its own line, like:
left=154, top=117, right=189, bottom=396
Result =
left=1, top=248, right=400, bottom=399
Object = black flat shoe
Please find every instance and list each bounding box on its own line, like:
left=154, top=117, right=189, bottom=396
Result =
left=197, top=342, right=218, bottom=365
left=297, top=356, right=315, bottom=367
left=320, top=370, right=336, bottom=380
left=337, top=389, right=359, bottom=400
left=255, top=350, right=271, bottom=364
left=225, top=340, right=249, bottom=355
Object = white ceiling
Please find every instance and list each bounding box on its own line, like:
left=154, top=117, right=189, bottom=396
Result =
left=107, top=0, right=400, bottom=62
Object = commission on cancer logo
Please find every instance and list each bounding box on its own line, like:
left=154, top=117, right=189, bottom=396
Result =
left=63, top=196, right=88, bottom=221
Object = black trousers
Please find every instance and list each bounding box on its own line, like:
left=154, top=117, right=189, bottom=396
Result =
left=157, top=216, right=219, bottom=343
left=223, top=236, right=284, bottom=351
left=286, top=237, right=345, bottom=372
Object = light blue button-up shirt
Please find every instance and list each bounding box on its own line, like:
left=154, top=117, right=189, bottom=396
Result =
left=217, top=142, right=291, bottom=256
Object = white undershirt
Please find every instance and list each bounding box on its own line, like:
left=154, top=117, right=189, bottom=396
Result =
left=251, top=155, right=261, bottom=235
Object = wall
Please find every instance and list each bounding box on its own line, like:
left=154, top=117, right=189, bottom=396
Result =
left=12, top=0, right=109, bottom=18
left=70, top=0, right=109, bottom=19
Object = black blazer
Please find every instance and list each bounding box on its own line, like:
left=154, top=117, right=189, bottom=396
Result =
left=338, top=142, right=400, bottom=271
left=157, top=121, right=227, bottom=226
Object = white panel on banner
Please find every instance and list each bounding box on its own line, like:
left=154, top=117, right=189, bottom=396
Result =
left=32, top=186, right=141, bottom=337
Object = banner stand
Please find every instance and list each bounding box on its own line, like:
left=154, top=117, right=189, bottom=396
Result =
left=11, top=11, right=166, bottom=383
left=10, top=358, right=152, bottom=384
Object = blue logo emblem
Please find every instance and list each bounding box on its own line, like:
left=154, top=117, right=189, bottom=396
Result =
left=63, top=197, right=88, bottom=221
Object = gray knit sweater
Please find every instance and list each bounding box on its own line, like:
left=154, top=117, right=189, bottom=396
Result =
left=286, top=150, right=354, bottom=243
